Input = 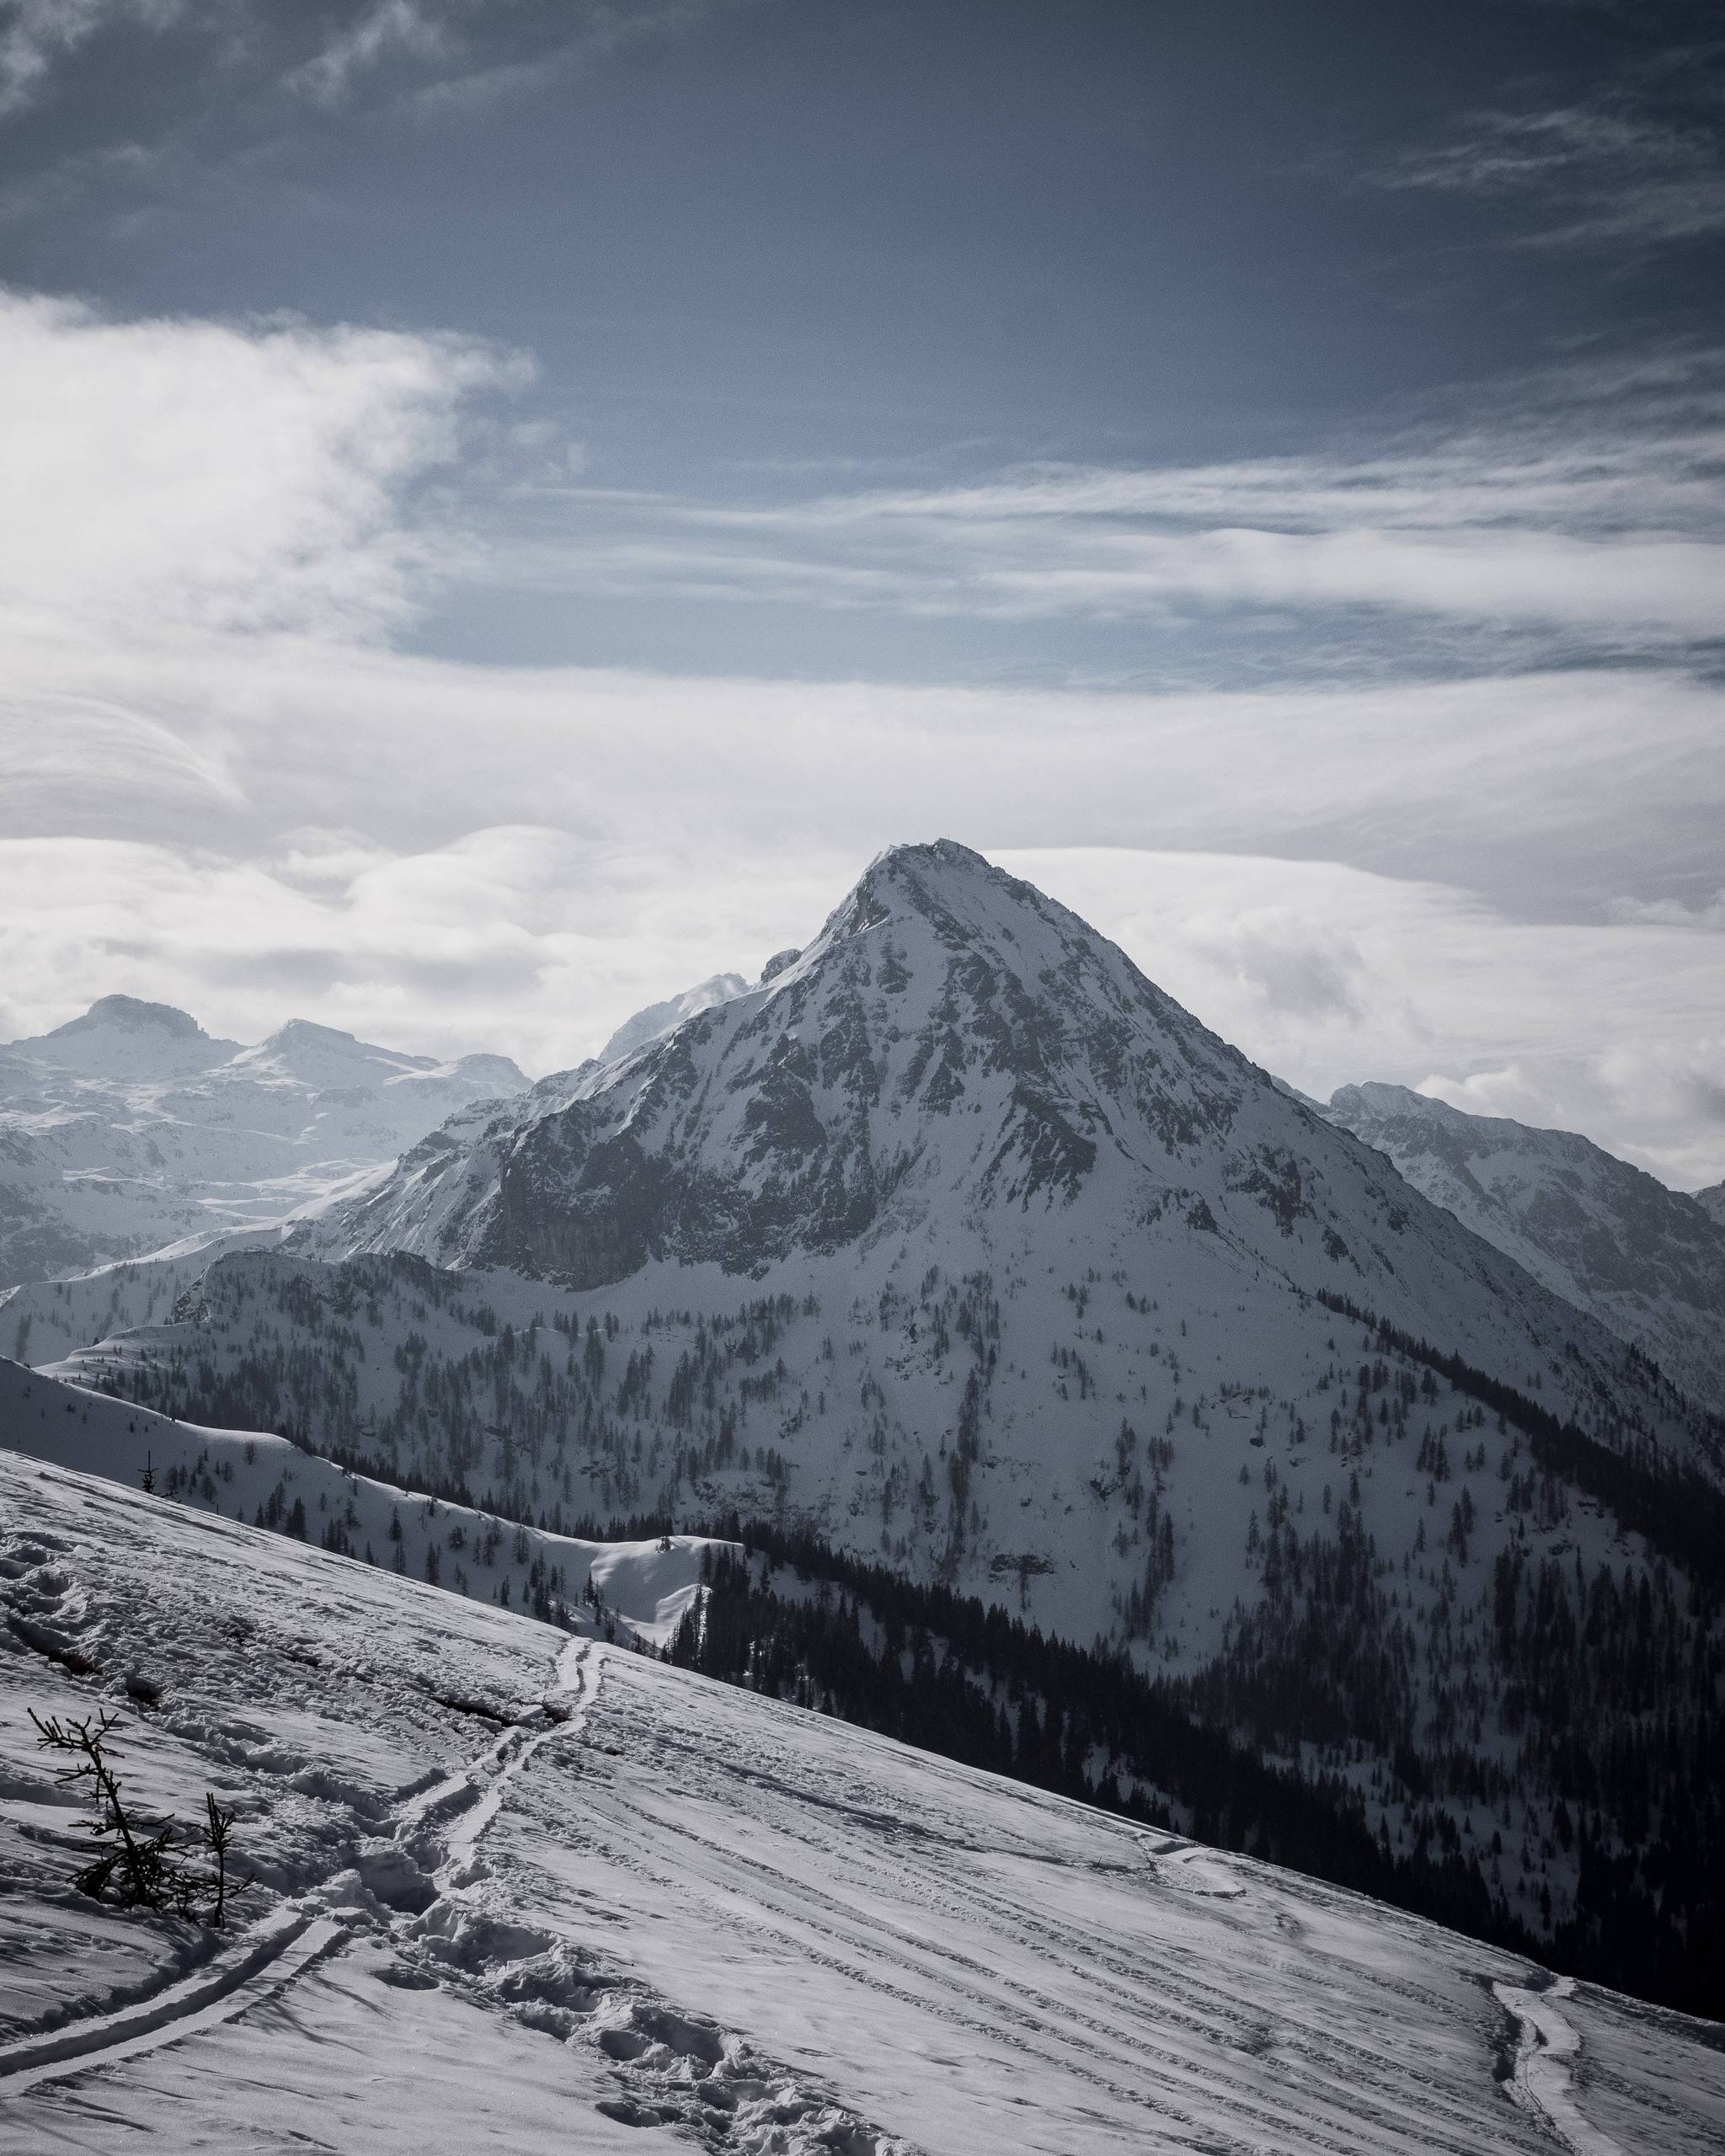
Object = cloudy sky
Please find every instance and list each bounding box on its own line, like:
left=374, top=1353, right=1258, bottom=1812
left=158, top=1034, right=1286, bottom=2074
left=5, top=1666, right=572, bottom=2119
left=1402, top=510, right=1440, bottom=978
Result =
left=2, top=0, right=1722, bottom=1185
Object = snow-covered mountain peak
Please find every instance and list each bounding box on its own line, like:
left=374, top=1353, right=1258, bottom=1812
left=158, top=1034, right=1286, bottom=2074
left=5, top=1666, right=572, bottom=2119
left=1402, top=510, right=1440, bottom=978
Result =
left=839, top=838, right=1076, bottom=954
left=596, top=974, right=752, bottom=1068
left=74, top=993, right=203, bottom=1038
left=782, top=836, right=1178, bottom=1034
left=261, top=1017, right=407, bottom=1054
left=8, top=995, right=239, bottom=1078
left=1327, top=1082, right=1501, bottom=1166
left=810, top=841, right=1211, bottom=1070
left=315, top=839, right=1288, bottom=1283
left=303, top=841, right=1705, bottom=1498
left=226, top=1021, right=528, bottom=1102
left=1333, top=1080, right=1441, bottom=1118
left=445, top=1050, right=534, bottom=1094
left=232, top=1018, right=429, bottom=1086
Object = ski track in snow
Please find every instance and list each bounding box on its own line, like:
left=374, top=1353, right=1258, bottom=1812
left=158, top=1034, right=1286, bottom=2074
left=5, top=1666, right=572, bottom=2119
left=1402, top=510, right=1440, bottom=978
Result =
left=0, top=1913, right=349, bottom=2098
left=1493, top=1977, right=1625, bottom=2156
left=563, top=1691, right=1499, bottom=2156
left=2, top=1448, right=1718, bottom=2153
left=0, top=1458, right=916, bottom=2153
left=0, top=1635, right=592, bottom=2096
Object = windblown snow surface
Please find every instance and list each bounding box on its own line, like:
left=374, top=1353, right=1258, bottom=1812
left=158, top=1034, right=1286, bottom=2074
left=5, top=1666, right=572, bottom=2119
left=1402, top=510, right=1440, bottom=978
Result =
left=3, top=1446, right=1722, bottom=2154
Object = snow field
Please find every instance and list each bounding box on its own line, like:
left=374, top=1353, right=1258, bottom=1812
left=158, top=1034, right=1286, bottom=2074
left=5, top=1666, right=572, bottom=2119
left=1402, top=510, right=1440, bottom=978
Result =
left=5, top=1446, right=1721, bottom=2152
left=0, top=1452, right=911, bottom=2151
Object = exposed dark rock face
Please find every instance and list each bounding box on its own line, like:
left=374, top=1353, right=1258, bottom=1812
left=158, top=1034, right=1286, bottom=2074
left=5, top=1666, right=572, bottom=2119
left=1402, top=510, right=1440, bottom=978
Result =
left=321, top=841, right=1281, bottom=1283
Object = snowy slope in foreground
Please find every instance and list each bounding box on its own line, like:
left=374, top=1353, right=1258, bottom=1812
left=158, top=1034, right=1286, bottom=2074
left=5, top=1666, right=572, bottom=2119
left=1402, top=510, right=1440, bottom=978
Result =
left=1325, top=1082, right=1725, bottom=1415
left=5, top=1453, right=1720, bottom=2155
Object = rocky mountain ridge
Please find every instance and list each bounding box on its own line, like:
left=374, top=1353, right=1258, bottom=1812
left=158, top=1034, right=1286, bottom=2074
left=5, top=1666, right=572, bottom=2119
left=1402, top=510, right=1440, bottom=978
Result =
left=1323, top=1081, right=1725, bottom=1416
left=307, top=845, right=1704, bottom=1445
left=595, top=973, right=751, bottom=1068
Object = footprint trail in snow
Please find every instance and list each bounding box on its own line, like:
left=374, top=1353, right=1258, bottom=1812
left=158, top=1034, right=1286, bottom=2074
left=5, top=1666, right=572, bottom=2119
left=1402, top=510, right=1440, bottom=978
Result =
left=3, top=1450, right=1721, bottom=2154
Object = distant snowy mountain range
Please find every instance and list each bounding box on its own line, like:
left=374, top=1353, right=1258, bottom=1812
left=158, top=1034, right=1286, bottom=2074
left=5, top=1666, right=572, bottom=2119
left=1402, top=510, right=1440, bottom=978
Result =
left=1322, top=1081, right=1725, bottom=1416
left=0, top=995, right=527, bottom=1289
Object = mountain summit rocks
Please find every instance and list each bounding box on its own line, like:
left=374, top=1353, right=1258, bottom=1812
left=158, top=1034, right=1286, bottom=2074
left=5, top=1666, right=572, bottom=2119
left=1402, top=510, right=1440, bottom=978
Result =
left=315, top=841, right=1700, bottom=1471
left=8, top=995, right=240, bottom=1080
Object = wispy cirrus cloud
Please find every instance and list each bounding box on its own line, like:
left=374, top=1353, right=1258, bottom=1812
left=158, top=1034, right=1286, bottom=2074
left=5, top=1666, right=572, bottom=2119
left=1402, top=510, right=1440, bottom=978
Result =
left=286, top=0, right=451, bottom=108
left=1374, top=39, right=1725, bottom=251
left=0, top=0, right=744, bottom=124
left=399, top=0, right=743, bottom=121
left=478, top=349, right=1725, bottom=654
